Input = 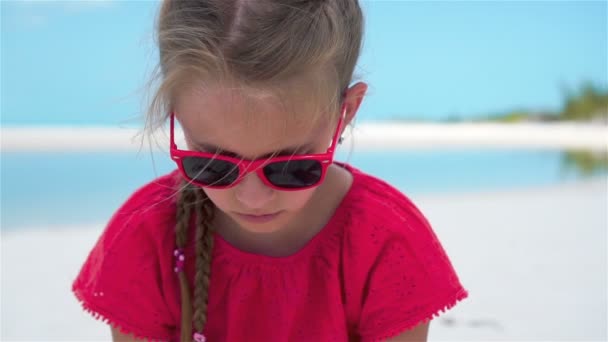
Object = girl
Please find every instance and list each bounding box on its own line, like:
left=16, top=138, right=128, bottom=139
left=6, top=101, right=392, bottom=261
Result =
left=73, top=1, right=468, bottom=341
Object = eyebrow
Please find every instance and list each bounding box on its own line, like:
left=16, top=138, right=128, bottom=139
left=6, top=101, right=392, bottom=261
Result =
left=193, top=141, right=316, bottom=159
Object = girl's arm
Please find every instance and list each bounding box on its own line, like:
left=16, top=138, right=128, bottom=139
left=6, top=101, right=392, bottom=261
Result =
left=385, top=321, right=429, bottom=342
left=111, top=328, right=147, bottom=342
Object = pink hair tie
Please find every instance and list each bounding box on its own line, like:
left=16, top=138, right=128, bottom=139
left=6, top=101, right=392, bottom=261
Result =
left=173, top=248, right=185, bottom=273
left=193, top=332, right=206, bottom=342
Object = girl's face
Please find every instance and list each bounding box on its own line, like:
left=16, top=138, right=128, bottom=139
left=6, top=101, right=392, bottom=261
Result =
left=174, top=85, right=336, bottom=234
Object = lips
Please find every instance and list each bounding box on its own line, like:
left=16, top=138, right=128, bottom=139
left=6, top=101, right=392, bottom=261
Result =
left=234, top=211, right=282, bottom=224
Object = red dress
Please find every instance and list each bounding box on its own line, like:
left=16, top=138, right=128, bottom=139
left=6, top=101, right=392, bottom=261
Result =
left=73, top=164, right=468, bottom=341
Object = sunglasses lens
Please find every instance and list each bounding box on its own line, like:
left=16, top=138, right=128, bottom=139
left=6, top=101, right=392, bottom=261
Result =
left=264, top=160, right=323, bottom=189
left=182, top=157, right=239, bottom=186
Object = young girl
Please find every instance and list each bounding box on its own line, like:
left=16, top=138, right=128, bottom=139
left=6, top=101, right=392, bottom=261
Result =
left=73, top=1, right=468, bottom=341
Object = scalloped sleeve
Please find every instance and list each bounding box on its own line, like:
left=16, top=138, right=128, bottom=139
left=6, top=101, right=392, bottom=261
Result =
left=72, top=180, right=178, bottom=341
left=344, top=179, right=468, bottom=342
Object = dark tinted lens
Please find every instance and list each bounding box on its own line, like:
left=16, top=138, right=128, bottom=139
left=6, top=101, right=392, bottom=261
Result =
left=264, top=160, right=323, bottom=188
left=182, top=157, right=239, bottom=186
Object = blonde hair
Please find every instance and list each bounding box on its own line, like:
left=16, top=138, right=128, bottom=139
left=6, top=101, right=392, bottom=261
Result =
left=148, top=1, right=364, bottom=340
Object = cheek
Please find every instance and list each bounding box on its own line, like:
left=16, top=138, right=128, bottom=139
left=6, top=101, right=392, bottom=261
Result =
left=202, top=188, right=233, bottom=212
left=278, top=188, right=316, bottom=211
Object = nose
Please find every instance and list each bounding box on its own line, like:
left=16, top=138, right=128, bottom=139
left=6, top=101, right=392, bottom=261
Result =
left=234, top=170, right=274, bottom=210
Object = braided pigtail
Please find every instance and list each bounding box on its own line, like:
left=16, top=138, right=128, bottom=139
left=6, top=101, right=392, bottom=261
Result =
left=175, top=181, right=195, bottom=342
left=174, top=181, right=215, bottom=342
left=192, top=186, right=216, bottom=338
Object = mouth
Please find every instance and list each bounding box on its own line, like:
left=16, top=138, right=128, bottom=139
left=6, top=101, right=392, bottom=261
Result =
left=234, top=211, right=283, bottom=224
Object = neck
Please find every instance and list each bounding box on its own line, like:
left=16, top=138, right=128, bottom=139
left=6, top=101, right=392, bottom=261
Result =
left=212, top=204, right=316, bottom=257
left=211, top=164, right=352, bottom=257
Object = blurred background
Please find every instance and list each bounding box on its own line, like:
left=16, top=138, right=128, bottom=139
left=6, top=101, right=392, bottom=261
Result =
left=1, top=0, right=607, bottom=341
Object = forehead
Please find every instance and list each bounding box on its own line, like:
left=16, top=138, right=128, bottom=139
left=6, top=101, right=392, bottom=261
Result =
left=174, top=85, right=331, bottom=158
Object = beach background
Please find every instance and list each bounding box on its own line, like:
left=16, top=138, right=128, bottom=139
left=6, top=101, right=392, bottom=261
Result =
left=1, top=1, right=607, bottom=341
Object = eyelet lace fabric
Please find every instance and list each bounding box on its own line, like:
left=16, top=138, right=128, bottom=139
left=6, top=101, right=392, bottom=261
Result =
left=72, top=165, right=468, bottom=342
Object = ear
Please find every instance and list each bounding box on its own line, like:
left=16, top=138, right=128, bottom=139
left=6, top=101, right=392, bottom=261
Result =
left=341, top=82, right=368, bottom=132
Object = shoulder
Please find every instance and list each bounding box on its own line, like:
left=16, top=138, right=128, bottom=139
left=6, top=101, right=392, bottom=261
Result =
left=109, top=170, right=181, bottom=230
left=97, top=170, right=185, bottom=268
left=338, top=164, right=468, bottom=341
left=342, top=164, right=432, bottom=239
left=72, top=170, right=183, bottom=340
left=340, top=164, right=452, bottom=273
left=76, top=169, right=183, bottom=276
left=89, top=170, right=181, bottom=255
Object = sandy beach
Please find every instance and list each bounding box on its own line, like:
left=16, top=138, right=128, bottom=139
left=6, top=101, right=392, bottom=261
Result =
left=1, top=176, right=606, bottom=341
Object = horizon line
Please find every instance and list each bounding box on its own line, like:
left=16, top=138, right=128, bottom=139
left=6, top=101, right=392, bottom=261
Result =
left=2, top=123, right=607, bottom=152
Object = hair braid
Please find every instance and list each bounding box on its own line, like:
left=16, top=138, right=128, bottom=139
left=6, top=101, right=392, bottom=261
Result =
left=175, top=182, right=195, bottom=342
left=175, top=181, right=215, bottom=342
left=192, top=186, right=215, bottom=333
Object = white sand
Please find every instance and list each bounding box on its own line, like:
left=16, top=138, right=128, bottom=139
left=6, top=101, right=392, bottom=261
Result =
left=2, top=122, right=607, bottom=152
left=1, top=178, right=606, bottom=341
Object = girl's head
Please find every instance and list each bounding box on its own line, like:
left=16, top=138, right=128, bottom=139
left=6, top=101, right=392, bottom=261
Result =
left=149, top=0, right=366, bottom=133
left=148, top=1, right=366, bottom=341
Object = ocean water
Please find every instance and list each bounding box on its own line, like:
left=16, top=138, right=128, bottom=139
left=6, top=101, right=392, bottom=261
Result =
left=1, top=148, right=602, bottom=230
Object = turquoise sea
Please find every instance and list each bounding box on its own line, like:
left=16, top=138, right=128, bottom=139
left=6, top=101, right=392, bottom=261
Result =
left=1, top=148, right=604, bottom=230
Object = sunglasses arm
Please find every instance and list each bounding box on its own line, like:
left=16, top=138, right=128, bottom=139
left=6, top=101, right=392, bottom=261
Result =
left=169, top=112, right=178, bottom=150
left=327, top=106, right=347, bottom=154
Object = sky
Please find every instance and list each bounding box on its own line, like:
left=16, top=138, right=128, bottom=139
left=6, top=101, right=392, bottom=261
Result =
left=1, top=0, right=606, bottom=125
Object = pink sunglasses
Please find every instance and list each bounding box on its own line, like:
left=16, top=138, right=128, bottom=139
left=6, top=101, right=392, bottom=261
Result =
left=169, top=106, right=346, bottom=191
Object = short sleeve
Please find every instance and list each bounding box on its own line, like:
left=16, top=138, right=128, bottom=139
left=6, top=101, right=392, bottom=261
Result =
left=72, top=179, right=178, bottom=341
left=346, top=176, right=468, bottom=341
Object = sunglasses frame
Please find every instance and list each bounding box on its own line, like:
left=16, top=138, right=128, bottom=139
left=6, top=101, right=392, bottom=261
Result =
left=169, top=106, right=346, bottom=191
